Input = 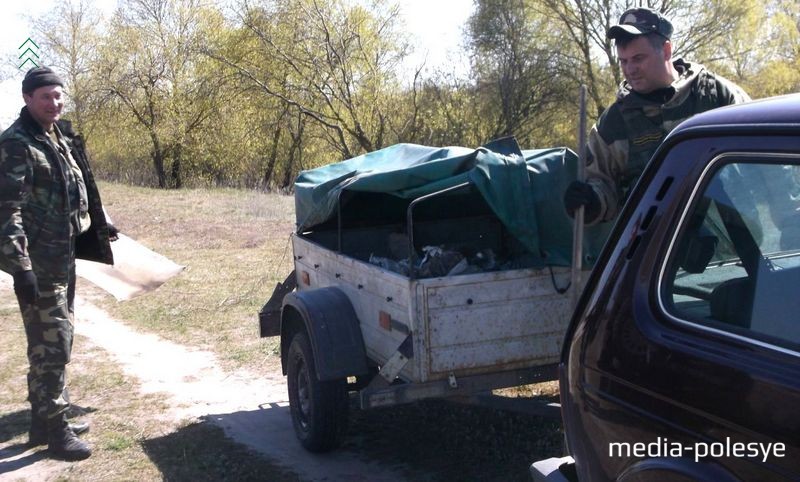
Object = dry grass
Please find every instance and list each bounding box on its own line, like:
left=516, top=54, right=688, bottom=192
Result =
left=96, top=182, right=296, bottom=373
left=498, top=380, right=561, bottom=398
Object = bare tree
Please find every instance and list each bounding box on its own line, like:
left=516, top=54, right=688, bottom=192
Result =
left=33, top=0, right=104, bottom=136
left=538, top=0, right=752, bottom=116
left=205, top=0, right=411, bottom=160
left=467, top=0, right=576, bottom=143
left=97, top=0, right=227, bottom=188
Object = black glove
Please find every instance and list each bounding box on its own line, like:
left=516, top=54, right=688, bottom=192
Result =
left=107, top=223, right=119, bottom=242
left=13, top=270, right=39, bottom=306
left=564, top=181, right=601, bottom=222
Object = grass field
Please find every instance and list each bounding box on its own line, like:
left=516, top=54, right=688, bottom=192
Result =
left=96, top=182, right=297, bottom=373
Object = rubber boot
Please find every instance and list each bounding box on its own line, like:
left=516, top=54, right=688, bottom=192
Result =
left=47, top=415, right=92, bottom=461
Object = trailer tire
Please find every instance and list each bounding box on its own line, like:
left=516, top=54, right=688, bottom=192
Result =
left=287, top=330, right=349, bottom=452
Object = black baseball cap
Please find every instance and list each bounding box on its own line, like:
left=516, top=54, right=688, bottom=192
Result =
left=607, top=8, right=673, bottom=40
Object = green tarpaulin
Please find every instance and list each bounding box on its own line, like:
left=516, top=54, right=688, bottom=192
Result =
left=294, top=138, right=608, bottom=267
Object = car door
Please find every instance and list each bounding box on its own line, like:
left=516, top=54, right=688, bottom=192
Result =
left=654, top=151, right=800, bottom=480
left=562, top=135, right=800, bottom=482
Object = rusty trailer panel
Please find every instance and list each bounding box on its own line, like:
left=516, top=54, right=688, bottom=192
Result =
left=419, top=267, right=572, bottom=379
left=292, top=234, right=577, bottom=387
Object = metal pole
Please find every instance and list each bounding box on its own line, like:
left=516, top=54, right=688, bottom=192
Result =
left=337, top=189, right=344, bottom=253
left=571, top=85, right=587, bottom=307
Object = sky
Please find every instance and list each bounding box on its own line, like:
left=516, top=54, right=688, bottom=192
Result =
left=0, top=0, right=475, bottom=128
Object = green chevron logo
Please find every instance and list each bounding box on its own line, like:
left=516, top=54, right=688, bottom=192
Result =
left=18, top=38, right=40, bottom=69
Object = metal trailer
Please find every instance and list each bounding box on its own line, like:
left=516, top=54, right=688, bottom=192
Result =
left=259, top=183, right=578, bottom=453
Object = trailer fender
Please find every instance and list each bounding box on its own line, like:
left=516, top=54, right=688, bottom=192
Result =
left=280, top=286, right=369, bottom=381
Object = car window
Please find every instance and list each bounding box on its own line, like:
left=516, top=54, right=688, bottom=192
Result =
left=662, top=158, right=800, bottom=353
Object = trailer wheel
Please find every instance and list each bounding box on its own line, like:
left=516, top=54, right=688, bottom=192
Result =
left=286, top=330, right=349, bottom=452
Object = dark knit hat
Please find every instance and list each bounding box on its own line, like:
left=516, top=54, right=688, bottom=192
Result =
left=22, top=66, right=64, bottom=94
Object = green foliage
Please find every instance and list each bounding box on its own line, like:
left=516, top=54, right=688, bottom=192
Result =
left=467, top=0, right=578, bottom=145
left=39, top=0, right=800, bottom=190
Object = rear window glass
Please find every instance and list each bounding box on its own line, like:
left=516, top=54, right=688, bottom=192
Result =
left=661, top=158, right=800, bottom=353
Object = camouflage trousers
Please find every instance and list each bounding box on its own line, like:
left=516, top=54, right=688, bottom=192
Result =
left=19, top=265, right=76, bottom=420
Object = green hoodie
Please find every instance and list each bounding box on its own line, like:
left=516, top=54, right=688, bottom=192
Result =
left=584, top=59, right=750, bottom=224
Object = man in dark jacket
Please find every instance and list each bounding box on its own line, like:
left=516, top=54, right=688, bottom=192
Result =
left=564, top=8, right=750, bottom=224
left=0, top=66, right=115, bottom=460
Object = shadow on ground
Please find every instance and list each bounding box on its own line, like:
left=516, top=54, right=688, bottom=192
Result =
left=205, top=401, right=406, bottom=482
left=0, top=404, right=102, bottom=476
left=141, top=419, right=300, bottom=482
left=0, top=409, right=28, bottom=444
left=0, top=410, right=48, bottom=476
left=0, top=443, right=49, bottom=475
left=190, top=395, right=562, bottom=482
left=0, top=405, right=98, bottom=444
left=344, top=397, right=563, bottom=482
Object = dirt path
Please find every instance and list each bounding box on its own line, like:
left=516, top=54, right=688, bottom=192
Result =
left=74, top=297, right=404, bottom=481
left=1, top=285, right=405, bottom=481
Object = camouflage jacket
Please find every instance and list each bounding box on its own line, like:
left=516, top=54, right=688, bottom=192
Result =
left=585, top=59, right=750, bottom=223
left=0, top=108, right=113, bottom=283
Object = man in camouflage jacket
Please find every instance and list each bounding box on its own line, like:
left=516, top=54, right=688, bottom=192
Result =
left=0, top=67, right=115, bottom=460
left=564, top=8, right=750, bottom=224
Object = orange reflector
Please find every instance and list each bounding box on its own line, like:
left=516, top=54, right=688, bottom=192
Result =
left=379, top=311, right=391, bottom=330
left=301, top=271, right=310, bottom=286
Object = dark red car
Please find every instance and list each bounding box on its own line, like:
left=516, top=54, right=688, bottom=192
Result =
left=534, top=95, right=800, bottom=481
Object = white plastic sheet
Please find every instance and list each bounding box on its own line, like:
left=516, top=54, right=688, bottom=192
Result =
left=76, top=234, right=184, bottom=301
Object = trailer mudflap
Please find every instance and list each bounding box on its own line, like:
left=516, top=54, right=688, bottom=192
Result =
left=259, top=270, right=297, bottom=337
